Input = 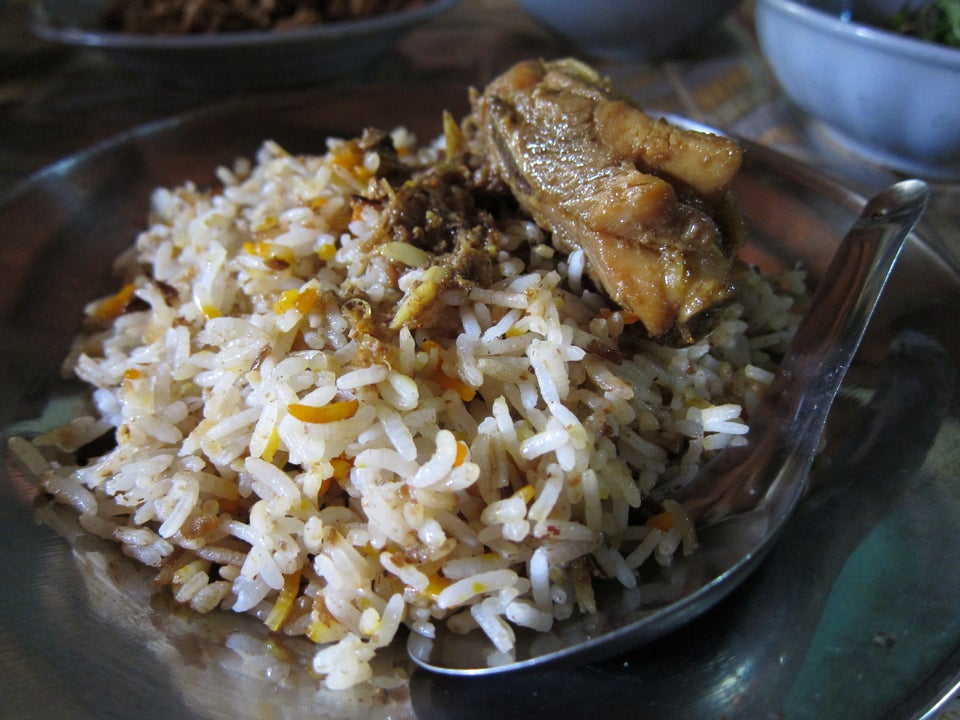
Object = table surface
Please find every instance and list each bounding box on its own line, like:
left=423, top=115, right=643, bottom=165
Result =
left=1, top=0, right=958, bottom=717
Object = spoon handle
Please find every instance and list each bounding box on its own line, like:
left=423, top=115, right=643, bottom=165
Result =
left=681, top=178, right=929, bottom=524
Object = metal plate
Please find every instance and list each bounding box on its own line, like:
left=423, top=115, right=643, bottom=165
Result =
left=1, top=85, right=958, bottom=720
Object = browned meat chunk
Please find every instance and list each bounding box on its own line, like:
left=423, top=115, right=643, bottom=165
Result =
left=469, top=58, right=745, bottom=344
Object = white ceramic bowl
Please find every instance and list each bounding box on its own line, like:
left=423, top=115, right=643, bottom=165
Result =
left=514, top=0, right=742, bottom=61
left=756, top=0, right=960, bottom=180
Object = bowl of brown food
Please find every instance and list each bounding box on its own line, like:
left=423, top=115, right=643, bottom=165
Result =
left=756, top=0, right=960, bottom=180
left=30, top=0, right=462, bottom=88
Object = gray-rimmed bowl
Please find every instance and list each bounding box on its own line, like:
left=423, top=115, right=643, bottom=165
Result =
left=756, top=0, right=960, bottom=180
left=30, top=0, right=462, bottom=89
left=513, top=0, right=742, bottom=61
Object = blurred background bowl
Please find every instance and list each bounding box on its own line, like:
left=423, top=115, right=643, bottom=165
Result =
left=756, top=0, right=960, bottom=180
left=30, top=0, right=462, bottom=90
left=513, top=0, right=743, bottom=61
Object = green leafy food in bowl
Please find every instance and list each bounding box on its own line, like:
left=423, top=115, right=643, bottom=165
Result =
left=889, top=0, right=960, bottom=47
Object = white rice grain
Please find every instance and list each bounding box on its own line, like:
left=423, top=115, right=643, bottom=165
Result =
left=408, top=429, right=458, bottom=488
left=436, top=569, right=519, bottom=609
left=470, top=598, right=515, bottom=654
left=157, top=473, right=200, bottom=538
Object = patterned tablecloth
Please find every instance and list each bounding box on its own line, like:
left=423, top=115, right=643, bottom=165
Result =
left=1, top=0, right=958, bottom=715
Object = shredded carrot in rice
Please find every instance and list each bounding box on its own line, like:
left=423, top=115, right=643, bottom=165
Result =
left=265, top=571, right=302, bottom=632
left=244, top=240, right=295, bottom=266
left=274, top=286, right=319, bottom=315
left=274, top=289, right=300, bottom=314
left=315, top=476, right=333, bottom=498
left=453, top=440, right=469, bottom=467
left=261, top=426, right=281, bottom=462
left=90, top=283, right=136, bottom=321
left=295, top=287, right=319, bottom=313
left=330, top=456, right=353, bottom=480
left=332, top=143, right=373, bottom=184
left=172, top=558, right=209, bottom=585
left=288, top=399, right=359, bottom=424
left=424, top=574, right=452, bottom=601
left=513, top=484, right=536, bottom=503
left=307, top=595, right=343, bottom=644
left=330, top=144, right=360, bottom=168
left=432, top=369, right=476, bottom=402
left=648, top=512, right=676, bottom=532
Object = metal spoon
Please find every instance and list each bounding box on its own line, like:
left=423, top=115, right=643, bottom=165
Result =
left=408, top=178, right=930, bottom=675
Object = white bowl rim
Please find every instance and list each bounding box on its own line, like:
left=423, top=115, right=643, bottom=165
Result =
left=31, top=0, right=461, bottom=50
left=757, top=0, right=960, bottom=69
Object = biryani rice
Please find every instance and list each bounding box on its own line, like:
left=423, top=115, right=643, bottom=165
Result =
left=23, top=129, right=805, bottom=689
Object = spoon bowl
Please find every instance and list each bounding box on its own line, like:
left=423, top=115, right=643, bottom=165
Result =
left=409, top=178, right=930, bottom=675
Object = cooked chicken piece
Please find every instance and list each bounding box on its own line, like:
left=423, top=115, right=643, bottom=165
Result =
left=469, top=58, right=745, bottom=344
